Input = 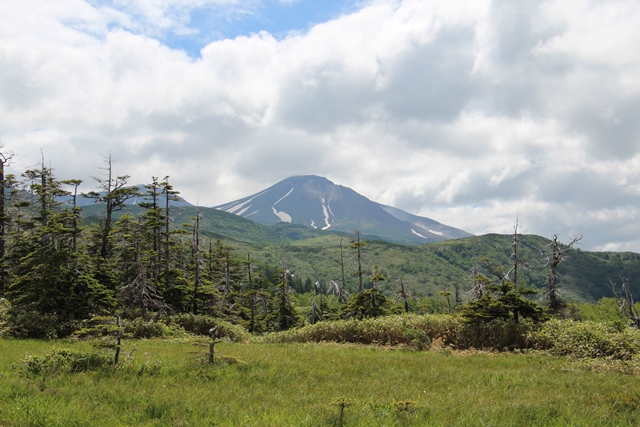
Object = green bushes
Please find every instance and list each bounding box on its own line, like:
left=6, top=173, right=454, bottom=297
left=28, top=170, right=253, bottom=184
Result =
left=20, top=348, right=113, bottom=377
left=71, top=314, right=251, bottom=342
left=0, top=298, right=10, bottom=337
left=263, top=313, right=537, bottom=350
left=72, top=315, right=175, bottom=339
left=263, top=313, right=640, bottom=360
left=527, top=319, right=640, bottom=360
left=457, top=318, right=536, bottom=351
left=166, top=314, right=251, bottom=342
left=263, top=314, right=459, bottom=349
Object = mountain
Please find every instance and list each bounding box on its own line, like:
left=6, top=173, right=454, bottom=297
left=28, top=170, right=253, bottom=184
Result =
left=214, top=175, right=471, bottom=244
left=64, top=184, right=193, bottom=208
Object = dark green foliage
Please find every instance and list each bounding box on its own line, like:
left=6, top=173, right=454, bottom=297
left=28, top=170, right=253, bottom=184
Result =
left=528, top=319, right=640, bottom=360
left=269, top=279, right=302, bottom=331
left=20, top=348, right=113, bottom=377
left=459, top=281, right=545, bottom=324
left=264, top=314, right=437, bottom=349
left=166, top=314, right=251, bottom=341
left=340, top=288, right=395, bottom=320
left=2, top=151, right=640, bottom=343
left=6, top=213, right=115, bottom=337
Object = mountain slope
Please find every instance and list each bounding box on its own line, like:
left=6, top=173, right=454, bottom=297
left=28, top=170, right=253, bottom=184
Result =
left=214, top=175, right=471, bottom=244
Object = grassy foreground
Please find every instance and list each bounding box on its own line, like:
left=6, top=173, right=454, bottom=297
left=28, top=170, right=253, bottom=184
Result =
left=1, top=338, right=640, bottom=426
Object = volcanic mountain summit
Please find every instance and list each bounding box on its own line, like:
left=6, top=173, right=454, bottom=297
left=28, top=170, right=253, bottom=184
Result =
left=214, top=175, right=471, bottom=244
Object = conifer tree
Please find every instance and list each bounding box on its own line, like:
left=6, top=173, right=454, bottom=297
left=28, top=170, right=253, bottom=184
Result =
left=83, top=155, right=139, bottom=259
left=0, top=149, right=15, bottom=293
left=6, top=162, right=114, bottom=337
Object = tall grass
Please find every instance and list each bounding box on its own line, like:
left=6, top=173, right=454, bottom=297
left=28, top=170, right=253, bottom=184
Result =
left=2, top=338, right=640, bottom=426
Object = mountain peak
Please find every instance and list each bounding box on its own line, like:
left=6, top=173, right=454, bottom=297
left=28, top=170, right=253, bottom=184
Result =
left=214, top=176, right=471, bottom=243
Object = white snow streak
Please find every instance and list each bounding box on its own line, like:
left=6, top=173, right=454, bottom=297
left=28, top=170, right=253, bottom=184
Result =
left=222, top=189, right=268, bottom=214
left=427, top=229, right=445, bottom=236
left=411, top=229, right=429, bottom=239
left=310, top=220, right=317, bottom=229
left=236, top=206, right=251, bottom=216
left=272, top=188, right=294, bottom=223
left=321, top=197, right=332, bottom=230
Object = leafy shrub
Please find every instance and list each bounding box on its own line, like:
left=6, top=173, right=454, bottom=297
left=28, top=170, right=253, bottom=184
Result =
left=20, top=348, right=113, bottom=377
left=72, top=315, right=123, bottom=339
left=166, top=314, right=251, bottom=342
left=72, top=315, right=179, bottom=339
left=456, top=318, right=537, bottom=350
left=0, top=298, right=10, bottom=337
left=527, top=319, right=640, bottom=360
left=126, top=318, right=173, bottom=339
left=5, top=307, right=71, bottom=339
left=263, top=314, right=464, bottom=349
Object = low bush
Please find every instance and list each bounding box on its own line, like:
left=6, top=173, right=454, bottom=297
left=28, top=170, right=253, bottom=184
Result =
left=70, top=314, right=252, bottom=341
left=20, top=348, right=113, bottom=377
left=527, top=319, right=640, bottom=360
left=0, top=298, right=10, bottom=338
left=72, top=315, right=180, bottom=339
left=4, top=308, right=72, bottom=339
left=262, top=314, right=462, bottom=349
left=166, top=314, right=251, bottom=342
left=456, top=318, right=537, bottom=351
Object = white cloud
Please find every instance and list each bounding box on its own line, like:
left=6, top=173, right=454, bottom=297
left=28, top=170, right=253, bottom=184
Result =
left=1, top=0, right=640, bottom=252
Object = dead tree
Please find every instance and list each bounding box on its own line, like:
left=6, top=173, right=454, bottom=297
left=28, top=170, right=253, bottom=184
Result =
left=544, top=234, right=582, bottom=312
left=395, top=278, right=413, bottom=313
left=609, top=278, right=640, bottom=328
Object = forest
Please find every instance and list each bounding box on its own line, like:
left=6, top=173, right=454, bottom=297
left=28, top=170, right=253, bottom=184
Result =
left=1, top=149, right=640, bottom=341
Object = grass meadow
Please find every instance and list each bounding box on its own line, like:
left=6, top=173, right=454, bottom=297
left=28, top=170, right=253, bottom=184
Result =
left=1, top=338, right=640, bottom=426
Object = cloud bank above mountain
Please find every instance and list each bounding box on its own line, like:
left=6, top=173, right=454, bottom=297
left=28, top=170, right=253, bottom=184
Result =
left=2, top=0, right=640, bottom=251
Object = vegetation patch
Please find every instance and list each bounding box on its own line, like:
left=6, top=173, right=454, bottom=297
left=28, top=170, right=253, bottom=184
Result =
left=527, top=319, right=640, bottom=360
left=20, top=348, right=113, bottom=377
left=262, top=313, right=454, bottom=349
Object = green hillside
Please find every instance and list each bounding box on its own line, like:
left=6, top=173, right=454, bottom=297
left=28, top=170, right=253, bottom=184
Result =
left=78, top=204, right=640, bottom=303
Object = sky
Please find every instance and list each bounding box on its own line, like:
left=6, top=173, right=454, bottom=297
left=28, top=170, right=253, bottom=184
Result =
left=1, top=0, right=640, bottom=253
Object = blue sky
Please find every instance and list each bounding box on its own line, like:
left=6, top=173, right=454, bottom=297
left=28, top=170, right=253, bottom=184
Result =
left=2, top=0, right=640, bottom=252
left=145, top=0, right=360, bottom=57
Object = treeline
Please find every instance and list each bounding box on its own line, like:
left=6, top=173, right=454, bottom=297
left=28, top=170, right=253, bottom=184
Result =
left=1, top=150, right=637, bottom=340
left=0, top=153, right=314, bottom=337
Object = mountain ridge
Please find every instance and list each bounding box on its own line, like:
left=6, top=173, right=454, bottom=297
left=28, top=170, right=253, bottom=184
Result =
left=214, top=175, right=471, bottom=244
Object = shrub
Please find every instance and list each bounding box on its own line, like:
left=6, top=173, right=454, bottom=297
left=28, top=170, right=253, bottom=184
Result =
left=527, top=319, right=640, bottom=360
left=20, top=348, right=113, bottom=377
left=0, top=298, right=10, bottom=338
left=456, top=318, right=537, bottom=351
left=166, top=314, right=251, bottom=342
left=72, top=315, right=179, bottom=339
left=5, top=307, right=70, bottom=339
left=263, top=313, right=464, bottom=349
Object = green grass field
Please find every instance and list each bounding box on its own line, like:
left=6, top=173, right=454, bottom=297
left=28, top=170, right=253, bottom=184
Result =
left=1, top=338, right=640, bottom=426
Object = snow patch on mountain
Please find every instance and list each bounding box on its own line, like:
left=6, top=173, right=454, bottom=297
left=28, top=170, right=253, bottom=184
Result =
left=236, top=206, right=252, bottom=216
left=428, top=229, right=445, bottom=236
left=310, top=219, right=317, bottom=229
left=321, top=197, right=332, bottom=230
left=411, top=229, right=429, bottom=239
left=221, top=189, right=268, bottom=214
left=272, top=188, right=294, bottom=223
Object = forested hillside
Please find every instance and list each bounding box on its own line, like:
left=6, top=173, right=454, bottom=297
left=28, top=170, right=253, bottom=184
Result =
left=1, top=153, right=639, bottom=339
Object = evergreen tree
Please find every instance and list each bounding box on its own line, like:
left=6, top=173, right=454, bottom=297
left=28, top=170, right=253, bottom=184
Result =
left=6, top=163, right=114, bottom=337
left=83, top=155, right=139, bottom=259
left=0, top=149, right=16, bottom=293
left=267, top=236, right=300, bottom=331
left=459, top=260, right=544, bottom=323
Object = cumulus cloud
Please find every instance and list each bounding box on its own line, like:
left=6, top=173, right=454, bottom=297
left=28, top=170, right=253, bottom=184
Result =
left=1, top=0, right=640, bottom=252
